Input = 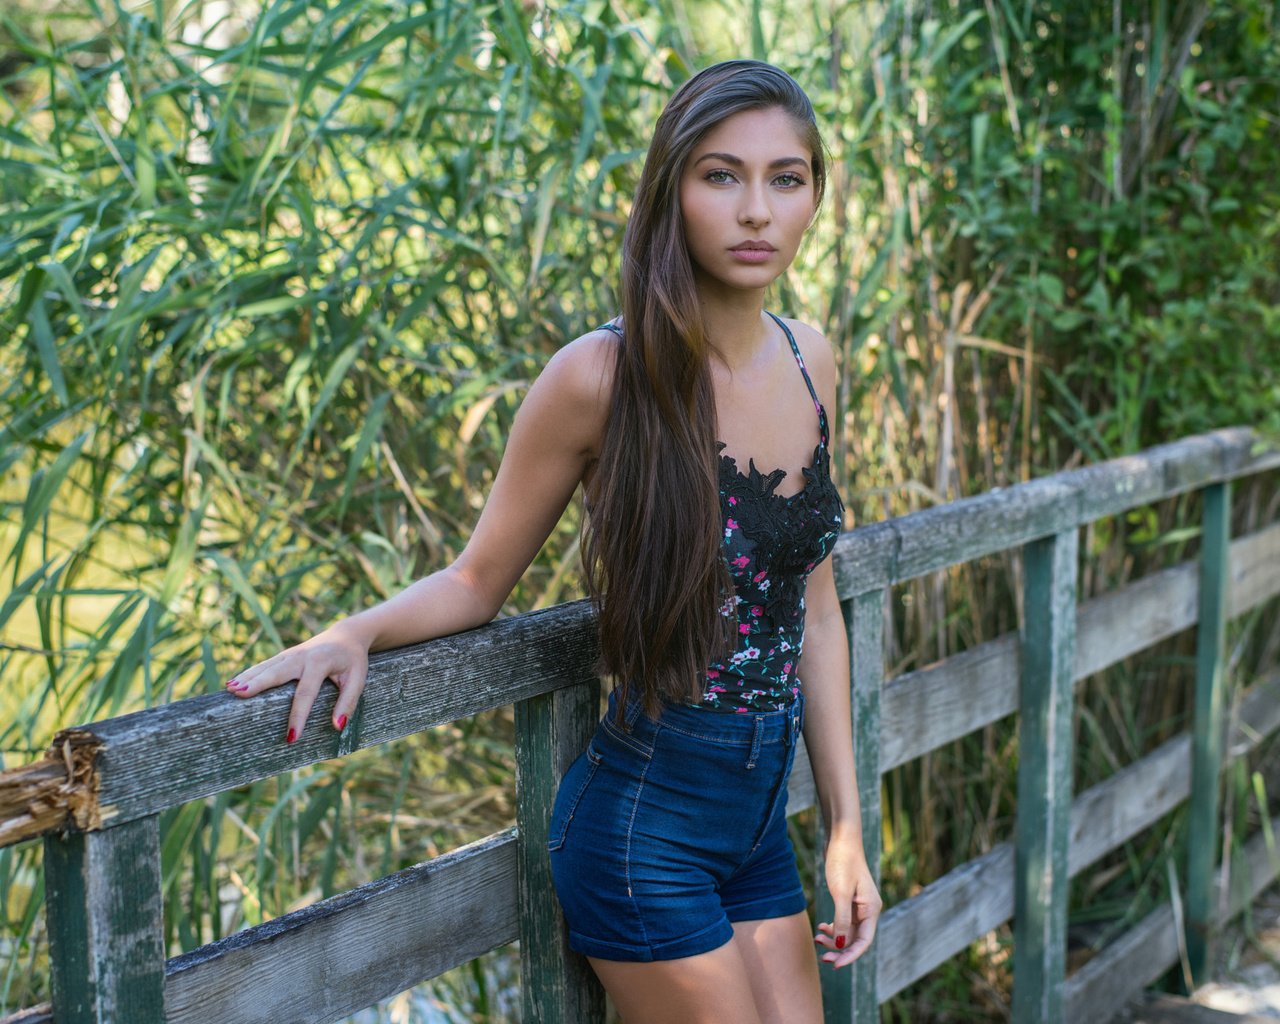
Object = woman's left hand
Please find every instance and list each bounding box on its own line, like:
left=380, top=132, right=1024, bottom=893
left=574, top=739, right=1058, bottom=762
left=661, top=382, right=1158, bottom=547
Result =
left=814, top=826, right=882, bottom=968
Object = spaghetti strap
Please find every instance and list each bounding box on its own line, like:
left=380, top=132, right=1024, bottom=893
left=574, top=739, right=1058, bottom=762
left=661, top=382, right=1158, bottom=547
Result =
left=765, top=312, right=828, bottom=446
left=597, top=322, right=624, bottom=337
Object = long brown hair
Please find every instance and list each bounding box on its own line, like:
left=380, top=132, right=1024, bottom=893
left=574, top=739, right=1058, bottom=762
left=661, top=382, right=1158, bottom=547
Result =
left=583, top=61, right=827, bottom=721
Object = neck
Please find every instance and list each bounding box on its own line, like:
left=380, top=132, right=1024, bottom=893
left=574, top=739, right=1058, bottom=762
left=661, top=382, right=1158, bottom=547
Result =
left=693, top=274, right=770, bottom=371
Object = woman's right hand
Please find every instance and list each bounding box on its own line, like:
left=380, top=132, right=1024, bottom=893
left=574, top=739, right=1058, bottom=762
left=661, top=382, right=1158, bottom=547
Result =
left=226, top=619, right=371, bottom=743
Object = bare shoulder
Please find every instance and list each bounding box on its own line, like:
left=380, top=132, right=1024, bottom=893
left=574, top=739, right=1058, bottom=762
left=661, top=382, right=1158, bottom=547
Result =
left=780, top=317, right=837, bottom=396
left=536, top=327, right=617, bottom=412
left=517, top=326, right=618, bottom=459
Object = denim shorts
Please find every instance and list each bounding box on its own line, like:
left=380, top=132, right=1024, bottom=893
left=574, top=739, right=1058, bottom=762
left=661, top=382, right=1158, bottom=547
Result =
left=547, top=689, right=807, bottom=962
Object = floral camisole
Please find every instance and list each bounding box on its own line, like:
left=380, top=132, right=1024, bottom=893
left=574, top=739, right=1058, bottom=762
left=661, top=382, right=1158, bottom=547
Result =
left=600, top=313, right=845, bottom=713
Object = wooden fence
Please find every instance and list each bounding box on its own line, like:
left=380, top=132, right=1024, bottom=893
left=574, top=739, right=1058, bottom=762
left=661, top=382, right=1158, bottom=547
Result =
left=2, top=426, right=1279, bottom=1024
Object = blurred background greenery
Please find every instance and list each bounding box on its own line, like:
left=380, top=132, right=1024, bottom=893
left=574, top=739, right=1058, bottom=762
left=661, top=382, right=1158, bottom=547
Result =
left=1, top=0, right=1277, bottom=1018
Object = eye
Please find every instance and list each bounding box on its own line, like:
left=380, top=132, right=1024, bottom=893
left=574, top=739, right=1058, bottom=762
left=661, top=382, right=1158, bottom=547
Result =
left=775, top=172, right=806, bottom=188
left=704, top=169, right=736, bottom=184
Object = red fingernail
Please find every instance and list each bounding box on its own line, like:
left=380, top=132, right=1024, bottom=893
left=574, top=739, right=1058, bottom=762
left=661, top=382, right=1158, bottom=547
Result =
left=335, top=715, right=348, bottom=730
left=286, top=728, right=297, bottom=744
left=836, top=935, right=846, bottom=950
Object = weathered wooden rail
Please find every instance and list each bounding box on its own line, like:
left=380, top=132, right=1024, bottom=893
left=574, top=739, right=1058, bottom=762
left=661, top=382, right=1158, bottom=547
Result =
left=2, top=427, right=1279, bottom=1024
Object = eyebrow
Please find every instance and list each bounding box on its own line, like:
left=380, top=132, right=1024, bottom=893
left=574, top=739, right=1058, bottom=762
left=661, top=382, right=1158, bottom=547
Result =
left=692, top=152, right=810, bottom=171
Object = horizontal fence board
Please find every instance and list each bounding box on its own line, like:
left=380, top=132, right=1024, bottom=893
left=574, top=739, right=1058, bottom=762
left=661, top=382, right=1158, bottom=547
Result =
left=33, top=431, right=1277, bottom=831
left=876, top=672, right=1278, bottom=1002
left=877, top=843, right=1015, bottom=999
left=835, top=430, right=1277, bottom=597
left=1068, top=735, right=1190, bottom=876
left=893, top=477, right=1082, bottom=586
left=786, top=734, right=815, bottom=815
left=880, top=524, right=1274, bottom=773
left=1227, top=522, right=1280, bottom=617
left=1073, top=564, right=1198, bottom=681
left=75, top=602, right=600, bottom=827
left=1063, top=807, right=1280, bottom=1024
left=164, top=829, right=518, bottom=1024
left=881, top=635, right=1020, bottom=773
left=1063, top=904, right=1178, bottom=1024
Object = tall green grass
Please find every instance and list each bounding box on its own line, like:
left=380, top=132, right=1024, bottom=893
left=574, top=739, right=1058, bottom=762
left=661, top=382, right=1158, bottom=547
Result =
left=2, top=0, right=1278, bottom=1018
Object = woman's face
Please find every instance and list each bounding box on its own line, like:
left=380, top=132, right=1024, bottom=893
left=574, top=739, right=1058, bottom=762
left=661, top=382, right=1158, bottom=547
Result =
left=678, top=106, right=817, bottom=296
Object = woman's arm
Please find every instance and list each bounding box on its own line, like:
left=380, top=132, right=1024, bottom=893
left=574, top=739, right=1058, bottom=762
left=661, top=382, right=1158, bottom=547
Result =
left=227, top=331, right=616, bottom=741
left=788, top=318, right=882, bottom=967
left=798, top=563, right=882, bottom=967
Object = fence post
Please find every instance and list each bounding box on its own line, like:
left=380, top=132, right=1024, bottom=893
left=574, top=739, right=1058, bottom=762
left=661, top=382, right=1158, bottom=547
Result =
left=1013, top=528, right=1078, bottom=1024
left=43, top=815, right=167, bottom=1024
left=515, top=681, right=606, bottom=1024
left=820, top=588, right=884, bottom=1024
left=1187, top=480, right=1231, bottom=984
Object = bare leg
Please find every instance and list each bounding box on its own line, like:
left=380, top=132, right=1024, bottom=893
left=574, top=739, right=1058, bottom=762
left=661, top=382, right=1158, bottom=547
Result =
left=588, top=912, right=821, bottom=1024
left=732, top=912, right=823, bottom=1024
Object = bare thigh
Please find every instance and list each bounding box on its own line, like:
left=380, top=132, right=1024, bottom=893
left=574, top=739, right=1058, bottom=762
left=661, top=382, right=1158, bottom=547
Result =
left=589, top=912, right=821, bottom=1024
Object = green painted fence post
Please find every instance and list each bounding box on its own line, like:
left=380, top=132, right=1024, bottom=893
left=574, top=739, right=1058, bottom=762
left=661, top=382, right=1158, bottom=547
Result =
left=1013, top=528, right=1078, bottom=1024
left=43, top=815, right=166, bottom=1024
left=515, top=681, right=606, bottom=1024
left=820, top=588, right=884, bottom=1024
left=1187, top=481, right=1231, bottom=985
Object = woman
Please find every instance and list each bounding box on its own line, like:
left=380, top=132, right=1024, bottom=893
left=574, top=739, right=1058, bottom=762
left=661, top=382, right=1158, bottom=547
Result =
left=227, top=60, right=881, bottom=1024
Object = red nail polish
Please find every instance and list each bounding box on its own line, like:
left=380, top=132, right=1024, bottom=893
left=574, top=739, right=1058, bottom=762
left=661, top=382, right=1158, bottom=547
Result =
left=286, top=728, right=297, bottom=744
left=835, top=935, right=846, bottom=950
left=336, top=715, right=348, bottom=730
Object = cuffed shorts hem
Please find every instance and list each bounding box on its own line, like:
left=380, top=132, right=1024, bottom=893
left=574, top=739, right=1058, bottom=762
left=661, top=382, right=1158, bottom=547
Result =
left=568, top=918, right=734, bottom=963
left=723, top=885, right=808, bottom=924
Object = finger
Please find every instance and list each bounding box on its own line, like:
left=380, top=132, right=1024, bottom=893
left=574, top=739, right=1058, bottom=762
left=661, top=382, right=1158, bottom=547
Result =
left=331, top=661, right=367, bottom=731
left=826, top=916, right=876, bottom=968
left=228, top=655, right=300, bottom=697
left=285, top=665, right=327, bottom=743
left=227, top=650, right=292, bottom=694
left=822, top=901, right=882, bottom=967
left=829, top=892, right=855, bottom=954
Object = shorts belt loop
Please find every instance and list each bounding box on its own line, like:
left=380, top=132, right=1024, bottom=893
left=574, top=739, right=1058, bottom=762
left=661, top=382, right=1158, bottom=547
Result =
left=623, top=691, right=644, bottom=730
left=746, top=716, right=765, bottom=769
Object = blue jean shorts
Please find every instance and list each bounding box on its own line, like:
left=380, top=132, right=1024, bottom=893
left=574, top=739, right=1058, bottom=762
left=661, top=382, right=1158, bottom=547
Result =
left=547, top=689, right=807, bottom=962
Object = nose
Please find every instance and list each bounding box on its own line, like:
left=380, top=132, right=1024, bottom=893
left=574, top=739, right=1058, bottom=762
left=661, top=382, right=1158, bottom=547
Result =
left=738, top=181, right=771, bottom=228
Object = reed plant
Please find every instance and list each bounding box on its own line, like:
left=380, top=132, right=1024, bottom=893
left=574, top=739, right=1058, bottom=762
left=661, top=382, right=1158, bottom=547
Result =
left=1, top=0, right=1277, bottom=1018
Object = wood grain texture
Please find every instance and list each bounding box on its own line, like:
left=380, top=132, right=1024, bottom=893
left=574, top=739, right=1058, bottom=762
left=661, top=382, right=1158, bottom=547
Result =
left=819, top=592, right=885, bottom=1024
left=1188, top=482, right=1231, bottom=984
left=786, top=735, right=815, bottom=815
left=878, top=521, right=1273, bottom=776
left=876, top=843, right=1016, bottom=1000
left=0, top=733, right=103, bottom=849
left=1013, top=529, right=1078, bottom=1024
left=44, top=815, right=165, bottom=1024
left=876, top=673, right=1280, bottom=1007
left=834, top=429, right=1275, bottom=598
left=880, top=634, right=1021, bottom=773
left=164, top=829, right=519, bottom=1024
left=514, top=683, right=605, bottom=1024
left=1061, top=806, right=1280, bottom=1024
left=72, top=600, right=601, bottom=829
left=1062, top=904, right=1178, bottom=1024
left=1068, top=733, right=1190, bottom=877
left=1226, top=522, right=1280, bottom=617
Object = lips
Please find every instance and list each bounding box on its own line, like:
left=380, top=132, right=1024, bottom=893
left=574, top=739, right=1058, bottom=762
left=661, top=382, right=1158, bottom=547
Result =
left=728, top=240, right=776, bottom=264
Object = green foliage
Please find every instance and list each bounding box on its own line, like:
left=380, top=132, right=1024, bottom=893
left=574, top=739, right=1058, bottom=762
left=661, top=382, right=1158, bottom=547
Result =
left=1, top=0, right=1277, bottom=1018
